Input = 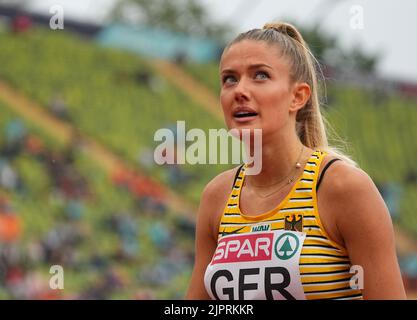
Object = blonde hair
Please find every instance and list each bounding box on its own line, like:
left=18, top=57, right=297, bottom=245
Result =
left=223, top=22, right=358, bottom=167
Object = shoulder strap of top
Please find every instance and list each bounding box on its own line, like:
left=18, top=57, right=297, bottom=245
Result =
left=231, top=164, right=245, bottom=190
left=316, top=158, right=341, bottom=191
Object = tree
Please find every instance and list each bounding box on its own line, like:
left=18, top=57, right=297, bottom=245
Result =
left=0, top=0, right=28, bottom=6
left=292, top=22, right=380, bottom=74
left=111, top=0, right=231, bottom=41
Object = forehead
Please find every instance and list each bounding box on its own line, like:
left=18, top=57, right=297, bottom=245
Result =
left=220, top=40, right=288, bottom=72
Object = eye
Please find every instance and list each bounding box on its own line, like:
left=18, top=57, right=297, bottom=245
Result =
left=254, top=71, right=269, bottom=80
left=222, top=75, right=237, bottom=85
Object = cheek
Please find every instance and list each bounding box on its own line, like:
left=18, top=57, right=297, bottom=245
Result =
left=220, top=90, right=234, bottom=122
left=220, top=91, right=232, bottom=128
left=258, top=95, right=285, bottom=121
left=220, top=90, right=231, bottom=109
left=258, top=91, right=291, bottom=129
left=261, top=87, right=291, bottom=114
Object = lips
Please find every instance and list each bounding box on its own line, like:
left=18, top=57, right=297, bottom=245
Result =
left=232, top=106, right=259, bottom=119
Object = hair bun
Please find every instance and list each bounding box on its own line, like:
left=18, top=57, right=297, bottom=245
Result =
left=263, top=22, right=303, bottom=44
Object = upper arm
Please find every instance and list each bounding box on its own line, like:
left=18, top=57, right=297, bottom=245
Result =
left=327, top=164, right=406, bottom=299
left=185, top=168, right=237, bottom=299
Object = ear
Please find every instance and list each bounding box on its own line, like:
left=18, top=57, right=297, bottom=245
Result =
left=289, top=82, right=311, bottom=113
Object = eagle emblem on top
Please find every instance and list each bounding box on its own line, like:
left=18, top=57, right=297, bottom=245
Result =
left=284, top=214, right=303, bottom=232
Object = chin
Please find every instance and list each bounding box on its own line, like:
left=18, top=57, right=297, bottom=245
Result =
left=227, top=125, right=263, bottom=141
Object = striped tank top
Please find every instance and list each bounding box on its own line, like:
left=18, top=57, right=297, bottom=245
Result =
left=204, top=150, right=363, bottom=300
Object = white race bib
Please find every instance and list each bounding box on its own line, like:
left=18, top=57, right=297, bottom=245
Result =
left=204, top=230, right=307, bottom=300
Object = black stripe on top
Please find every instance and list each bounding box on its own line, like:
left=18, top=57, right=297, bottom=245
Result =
left=304, top=226, right=321, bottom=230
left=304, top=286, right=354, bottom=294
left=316, top=158, right=341, bottom=191
left=221, top=218, right=284, bottom=226
left=302, top=244, right=337, bottom=249
left=299, top=261, right=350, bottom=266
left=333, top=293, right=363, bottom=300
left=281, top=205, right=314, bottom=210
left=300, top=253, right=349, bottom=259
left=306, top=235, right=331, bottom=240
left=300, top=268, right=351, bottom=276
left=231, top=164, right=245, bottom=190
left=302, top=276, right=353, bottom=285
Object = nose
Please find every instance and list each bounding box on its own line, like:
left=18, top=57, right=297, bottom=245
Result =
left=233, top=77, right=250, bottom=102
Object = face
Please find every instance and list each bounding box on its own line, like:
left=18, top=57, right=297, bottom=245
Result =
left=220, top=40, right=309, bottom=142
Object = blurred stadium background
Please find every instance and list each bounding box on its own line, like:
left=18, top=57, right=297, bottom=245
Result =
left=0, top=0, right=416, bottom=299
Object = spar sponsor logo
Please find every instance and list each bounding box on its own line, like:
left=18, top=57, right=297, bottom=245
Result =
left=274, top=232, right=300, bottom=260
left=212, top=232, right=273, bottom=264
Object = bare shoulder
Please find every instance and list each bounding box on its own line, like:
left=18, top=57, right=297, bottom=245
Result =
left=319, top=158, right=392, bottom=238
left=321, top=157, right=369, bottom=185
left=199, top=165, right=243, bottom=238
left=201, top=165, right=240, bottom=205
left=319, top=159, right=381, bottom=208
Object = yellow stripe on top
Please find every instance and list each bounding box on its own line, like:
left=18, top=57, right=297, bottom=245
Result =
left=218, top=149, right=363, bottom=300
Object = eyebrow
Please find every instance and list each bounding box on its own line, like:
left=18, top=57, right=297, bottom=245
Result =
left=221, top=63, right=273, bottom=74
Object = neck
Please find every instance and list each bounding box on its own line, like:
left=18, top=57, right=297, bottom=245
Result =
left=245, top=129, right=313, bottom=187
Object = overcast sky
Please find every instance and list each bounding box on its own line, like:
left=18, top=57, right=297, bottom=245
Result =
left=22, top=0, right=417, bottom=82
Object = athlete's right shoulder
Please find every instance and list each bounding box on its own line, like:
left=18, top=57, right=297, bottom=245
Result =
left=198, top=165, right=243, bottom=240
left=201, top=164, right=243, bottom=203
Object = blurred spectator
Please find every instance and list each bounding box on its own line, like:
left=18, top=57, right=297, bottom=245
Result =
left=11, top=15, right=32, bottom=33
left=137, top=261, right=174, bottom=287
left=135, top=70, right=153, bottom=87
left=8, top=270, right=62, bottom=300
left=89, top=253, right=109, bottom=271
left=41, top=222, right=84, bottom=267
left=378, top=182, right=403, bottom=221
left=136, top=196, right=167, bottom=216
left=175, top=216, right=195, bottom=237
left=49, top=94, right=71, bottom=122
left=44, top=150, right=90, bottom=200
left=405, top=169, right=417, bottom=185
left=372, top=87, right=388, bottom=106
left=133, top=289, right=156, bottom=300
left=155, top=124, right=193, bottom=187
left=0, top=198, right=22, bottom=243
left=400, top=254, right=417, bottom=291
left=65, top=200, right=85, bottom=221
left=112, top=165, right=167, bottom=210
left=166, top=163, right=191, bottom=186
left=5, top=119, right=26, bottom=144
left=26, top=241, right=45, bottom=266
left=1, top=119, right=26, bottom=159
left=79, top=268, right=125, bottom=299
left=174, top=51, right=188, bottom=66
left=24, top=135, right=45, bottom=160
left=0, top=159, right=22, bottom=192
left=129, top=175, right=165, bottom=201
left=111, top=166, right=133, bottom=190
left=105, top=213, right=138, bottom=261
left=148, top=221, right=171, bottom=252
left=137, top=147, right=155, bottom=170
